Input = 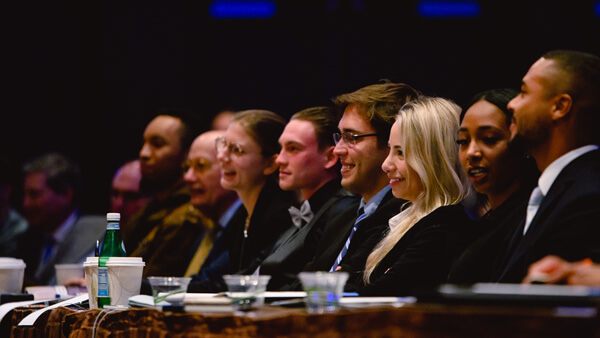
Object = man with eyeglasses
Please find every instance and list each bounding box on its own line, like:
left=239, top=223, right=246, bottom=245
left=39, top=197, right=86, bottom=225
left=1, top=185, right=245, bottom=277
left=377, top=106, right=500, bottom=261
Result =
left=301, top=81, right=421, bottom=289
left=110, top=159, right=150, bottom=229
left=181, top=130, right=242, bottom=279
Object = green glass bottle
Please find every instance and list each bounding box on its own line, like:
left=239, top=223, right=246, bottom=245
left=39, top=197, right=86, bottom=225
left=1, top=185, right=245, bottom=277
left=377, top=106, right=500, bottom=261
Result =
left=97, top=212, right=127, bottom=308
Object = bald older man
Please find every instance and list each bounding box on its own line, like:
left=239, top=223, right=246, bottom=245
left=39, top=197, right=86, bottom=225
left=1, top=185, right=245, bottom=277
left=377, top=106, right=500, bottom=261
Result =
left=133, top=130, right=241, bottom=277
left=110, top=159, right=150, bottom=228
left=182, top=130, right=241, bottom=277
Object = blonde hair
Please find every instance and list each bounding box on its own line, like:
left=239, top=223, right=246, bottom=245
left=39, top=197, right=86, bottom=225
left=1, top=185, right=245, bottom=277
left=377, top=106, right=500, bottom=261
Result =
left=363, top=97, right=469, bottom=283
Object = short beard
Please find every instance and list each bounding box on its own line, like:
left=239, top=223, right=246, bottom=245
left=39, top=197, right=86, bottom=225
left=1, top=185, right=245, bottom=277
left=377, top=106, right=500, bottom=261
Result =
left=510, top=121, right=550, bottom=157
left=507, top=133, right=526, bottom=155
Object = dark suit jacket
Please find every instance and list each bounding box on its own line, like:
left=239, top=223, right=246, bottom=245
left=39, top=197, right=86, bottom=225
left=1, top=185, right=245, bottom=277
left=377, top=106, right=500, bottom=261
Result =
left=132, top=202, right=214, bottom=278
left=448, top=176, right=537, bottom=284
left=495, top=149, right=600, bottom=283
left=17, top=212, right=106, bottom=286
left=189, top=203, right=247, bottom=283
left=355, top=204, right=471, bottom=296
left=188, top=178, right=296, bottom=292
left=305, top=189, right=404, bottom=273
left=122, top=181, right=189, bottom=254
left=251, top=179, right=359, bottom=290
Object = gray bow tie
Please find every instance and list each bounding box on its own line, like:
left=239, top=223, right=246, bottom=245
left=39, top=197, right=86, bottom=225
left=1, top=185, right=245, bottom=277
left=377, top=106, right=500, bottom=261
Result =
left=288, top=200, right=313, bottom=228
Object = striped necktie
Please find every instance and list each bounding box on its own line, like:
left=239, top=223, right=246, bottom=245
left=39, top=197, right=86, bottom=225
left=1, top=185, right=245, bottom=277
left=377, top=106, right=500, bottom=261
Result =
left=330, top=207, right=366, bottom=272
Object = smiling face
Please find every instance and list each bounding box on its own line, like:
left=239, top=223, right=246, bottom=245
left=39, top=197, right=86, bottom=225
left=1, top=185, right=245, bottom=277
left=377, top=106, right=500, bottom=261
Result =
left=184, top=131, right=233, bottom=210
left=276, top=119, right=336, bottom=199
left=333, top=104, right=390, bottom=202
left=381, top=120, right=423, bottom=201
left=458, top=100, right=522, bottom=206
left=507, top=58, right=558, bottom=153
left=216, top=122, right=273, bottom=196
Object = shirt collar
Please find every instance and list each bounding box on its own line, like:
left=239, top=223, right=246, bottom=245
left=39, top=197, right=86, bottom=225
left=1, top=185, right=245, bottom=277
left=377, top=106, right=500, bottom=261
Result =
left=306, top=178, right=342, bottom=214
left=219, top=198, right=243, bottom=229
left=538, top=145, right=599, bottom=195
left=52, top=210, right=78, bottom=243
left=359, top=185, right=391, bottom=218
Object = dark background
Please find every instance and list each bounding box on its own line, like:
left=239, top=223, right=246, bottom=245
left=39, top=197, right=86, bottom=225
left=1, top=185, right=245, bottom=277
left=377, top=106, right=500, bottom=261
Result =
left=3, top=1, right=599, bottom=214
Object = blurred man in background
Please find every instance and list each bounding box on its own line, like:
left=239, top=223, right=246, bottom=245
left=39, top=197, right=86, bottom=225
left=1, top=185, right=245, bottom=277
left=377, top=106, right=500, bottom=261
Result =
left=110, top=159, right=150, bottom=228
left=17, top=152, right=105, bottom=286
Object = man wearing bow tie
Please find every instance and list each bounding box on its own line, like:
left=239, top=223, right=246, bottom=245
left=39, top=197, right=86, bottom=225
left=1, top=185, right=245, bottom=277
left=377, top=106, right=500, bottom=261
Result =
left=235, top=106, right=359, bottom=290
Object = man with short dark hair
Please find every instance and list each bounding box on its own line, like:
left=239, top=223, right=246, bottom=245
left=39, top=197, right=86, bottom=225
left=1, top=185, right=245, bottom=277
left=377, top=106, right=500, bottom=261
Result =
left=235, top=106, right=359, bottom=290
left=495, top=50, right=600, bottom=283
left=17, top=152, right=105, bottom=286
left=302, top=82, right=420, bottom=284
left=123, top=111, right=204, bottom=274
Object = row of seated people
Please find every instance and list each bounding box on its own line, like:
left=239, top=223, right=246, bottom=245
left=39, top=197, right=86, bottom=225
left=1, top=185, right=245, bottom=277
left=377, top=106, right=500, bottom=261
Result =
left=134, top=49, right=600, bottom=295
left=6, top=49, right=599, bottom=294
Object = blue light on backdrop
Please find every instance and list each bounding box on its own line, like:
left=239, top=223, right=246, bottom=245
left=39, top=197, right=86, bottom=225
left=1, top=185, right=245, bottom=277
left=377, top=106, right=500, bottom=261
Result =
left=595, top=1, right=600, bottom=16
left=417, top=1, right=481, bottom=18
left=210, top=0, right=276, bottom=19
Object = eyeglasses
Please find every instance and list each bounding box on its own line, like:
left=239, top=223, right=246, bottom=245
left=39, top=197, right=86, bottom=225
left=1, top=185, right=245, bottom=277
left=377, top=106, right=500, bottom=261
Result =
left=182, top=158, right=213, bottom=174
left=110, top=189, right=143, bottom=201
left=333, top=131, right=378, bottom=147
left=215, top=136, right=247, bottom=157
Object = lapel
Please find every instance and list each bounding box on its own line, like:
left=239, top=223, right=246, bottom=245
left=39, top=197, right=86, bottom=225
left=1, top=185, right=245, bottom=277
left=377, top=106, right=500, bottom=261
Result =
left=496, top=169, right=575, bottom=281
left=277, top=188, right=349, bottom=249
left=35, top=216, right=84, bottom=283
left=348, top=190, right=402, bottom=246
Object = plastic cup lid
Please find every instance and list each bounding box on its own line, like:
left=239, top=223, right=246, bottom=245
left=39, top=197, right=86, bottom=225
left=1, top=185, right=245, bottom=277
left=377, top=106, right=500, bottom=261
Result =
left=106, top=257, right=145, bottom=266
left=84, top=256, right=145, bottom=266
left=0, top=257, right=26, bottom=269
left=84, top=257, right=99, bottom=266
left=55, top=263, right=83, bottom=269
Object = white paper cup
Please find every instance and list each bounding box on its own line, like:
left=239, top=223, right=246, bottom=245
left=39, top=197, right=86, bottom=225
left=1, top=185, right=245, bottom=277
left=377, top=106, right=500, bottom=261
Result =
left=55, top=263, right=85, bottom=286
left=298, top=271, right=349, bottom=313
left=84, top=257, right=99, bottom=309
left=84, top=257, right=145, bottom=308
left=0, top=257, right=26, bottom=294
left=106, top=257, right=145, bottom=307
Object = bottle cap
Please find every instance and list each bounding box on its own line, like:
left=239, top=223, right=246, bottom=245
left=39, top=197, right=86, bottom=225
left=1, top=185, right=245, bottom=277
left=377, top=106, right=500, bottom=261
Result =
left=107, top=213, right=120, bottom=221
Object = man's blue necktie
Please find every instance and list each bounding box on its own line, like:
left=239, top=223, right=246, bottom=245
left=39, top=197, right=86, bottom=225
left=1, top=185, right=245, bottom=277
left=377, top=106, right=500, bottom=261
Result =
left=330, top=207, right=366, bottom=272
left=41, top=236, right=55, bottom=265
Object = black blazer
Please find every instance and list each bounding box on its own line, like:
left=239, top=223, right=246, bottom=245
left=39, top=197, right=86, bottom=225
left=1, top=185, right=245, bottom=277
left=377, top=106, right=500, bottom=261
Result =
left=251, top=180, right=359, bottom=290
left=306, top=189, right=404, bottom=274
left=189, top=202, right=247, bottom=284
left=448, top=176, right=537, bottom=284
left=355, top=204, right=471, bottom=296
left=495, top=149, right=600, bottom=283
left=187, top=178, right=296, bottom=292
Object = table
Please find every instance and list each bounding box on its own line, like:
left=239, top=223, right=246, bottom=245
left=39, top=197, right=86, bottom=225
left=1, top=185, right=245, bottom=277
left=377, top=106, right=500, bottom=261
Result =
left=8, top=301, right=600, bottom=337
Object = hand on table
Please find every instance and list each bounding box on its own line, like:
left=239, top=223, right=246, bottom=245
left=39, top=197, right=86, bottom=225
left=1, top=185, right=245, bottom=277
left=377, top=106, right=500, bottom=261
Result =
left=522, top=255, right=600, bottom=286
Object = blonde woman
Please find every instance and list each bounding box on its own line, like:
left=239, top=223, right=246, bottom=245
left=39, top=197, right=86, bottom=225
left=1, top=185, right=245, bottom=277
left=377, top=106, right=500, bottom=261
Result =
left=356, top=97, right=471, bottom=296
